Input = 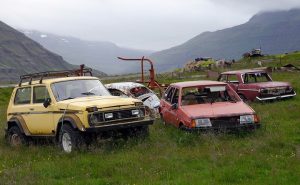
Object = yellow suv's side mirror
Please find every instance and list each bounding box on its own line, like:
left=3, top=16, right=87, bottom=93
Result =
left=43, top=98, right=51, bottom=108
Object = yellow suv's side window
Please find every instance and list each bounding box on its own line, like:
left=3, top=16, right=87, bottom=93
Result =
left=33, top=86, right=50, bottom=104
left=14, top=87, right=31, bottom=105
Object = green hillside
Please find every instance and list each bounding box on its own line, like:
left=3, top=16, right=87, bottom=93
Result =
left=151, top=9, right=300, bottom=71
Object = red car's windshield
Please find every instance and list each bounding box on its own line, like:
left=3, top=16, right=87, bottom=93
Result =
left=181, top=85, right=240, bottom=106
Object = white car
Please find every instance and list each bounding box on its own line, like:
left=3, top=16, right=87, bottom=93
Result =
left=105, top=82, right=160, bottom=117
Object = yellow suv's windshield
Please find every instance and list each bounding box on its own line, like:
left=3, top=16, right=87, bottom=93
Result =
left=51, top=79, right=111, bottom=101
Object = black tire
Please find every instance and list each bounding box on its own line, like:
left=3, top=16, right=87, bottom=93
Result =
left=59, top=124, right=84, bottom=153
left=131, top=125, right=149, bottom=139
left=138, top=125, right=149, bottom=137
left=7, top=126, right=28, bottom=147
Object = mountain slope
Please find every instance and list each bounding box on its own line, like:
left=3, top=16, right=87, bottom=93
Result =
left=22, top=31, right=153, bottom=74
left=150, top=9, right=300, bottom=71
left=0, top=21, right=105, bottom=83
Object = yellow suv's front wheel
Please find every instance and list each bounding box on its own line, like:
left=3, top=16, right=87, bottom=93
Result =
left=59, top=124, right=84, bottom=153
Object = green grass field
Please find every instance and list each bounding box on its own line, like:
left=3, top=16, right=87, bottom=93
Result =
left=0, top=54, right=300, bottom=184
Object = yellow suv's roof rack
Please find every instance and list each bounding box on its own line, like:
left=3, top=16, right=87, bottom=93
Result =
left=19, top=64, right=92, bottom=86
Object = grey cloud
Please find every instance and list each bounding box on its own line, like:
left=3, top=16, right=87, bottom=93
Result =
left=1, top=0, right=300, bottom=50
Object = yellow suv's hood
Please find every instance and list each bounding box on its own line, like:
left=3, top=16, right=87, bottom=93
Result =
left=56, top=96, right=140, bottom=111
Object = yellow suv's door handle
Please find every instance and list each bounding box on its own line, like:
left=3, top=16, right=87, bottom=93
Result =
left=29, top=108, right=34, bottom=111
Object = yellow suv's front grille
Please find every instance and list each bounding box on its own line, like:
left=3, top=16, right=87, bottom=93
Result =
left=88, top=107, right=145, bottom=126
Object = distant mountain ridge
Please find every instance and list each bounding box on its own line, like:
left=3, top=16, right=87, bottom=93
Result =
left=0, top=21, right=78, bottom=82
left=150, top=9, right=300, bottom=71
left=22, top=30, right=153, bottom=75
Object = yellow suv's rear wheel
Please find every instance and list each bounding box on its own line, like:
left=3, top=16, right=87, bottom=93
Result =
left=7, top=126, right=28, bottom=147
left=59, top=124, right=84, bottom=153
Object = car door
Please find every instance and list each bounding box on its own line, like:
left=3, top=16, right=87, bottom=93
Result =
left=167, top=88, right=180, bottom=126
left=160, top=87, right=175, bottom=124
left=12, top=86, right=33, bottom=132
left=26, top=85, right=54, bottom=135
left=237, top=73, right=259, bottom=100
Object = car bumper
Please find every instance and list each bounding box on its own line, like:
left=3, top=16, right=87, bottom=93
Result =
left=182, top=123, right=261, bottom=132
left=256, top=92, right=296, bottom=101
left=85, top=119, right=154, bottom=132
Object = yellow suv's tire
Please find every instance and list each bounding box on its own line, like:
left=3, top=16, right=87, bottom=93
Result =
left=7, top=126, right=28, bottom=147
left=59, top=124, right=84, bottom=153
left=133, top=125, right=149, bottom=139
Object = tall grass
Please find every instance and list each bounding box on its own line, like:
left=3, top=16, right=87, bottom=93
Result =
left=0, top=70, right=299, bottom=184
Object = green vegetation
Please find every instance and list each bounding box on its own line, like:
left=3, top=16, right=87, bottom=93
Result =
left=0, top=53, right=300, bottom=184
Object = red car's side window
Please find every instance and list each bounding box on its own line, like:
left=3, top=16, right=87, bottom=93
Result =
left=165, top=87, right=175, bottom=103
left=218, top=75, right=228, bottom=82
left=163, top=86, right=171, bottom=100
left=171, top=89, right=179, bottom=104
left=227, top=75, right=239, bottom=84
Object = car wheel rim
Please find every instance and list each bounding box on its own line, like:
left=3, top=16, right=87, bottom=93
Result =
left=62, top=133, right=72, bottom=153
left=11, top=133, right=21, bottom=146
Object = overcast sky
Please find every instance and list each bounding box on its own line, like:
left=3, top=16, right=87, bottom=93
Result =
left=1, top=0, right=300, bottom=51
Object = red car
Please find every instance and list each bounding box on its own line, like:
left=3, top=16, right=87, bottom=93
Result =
left=218, top=69, right=296, bottom=101
left=159, top=81, right=260, bottom=130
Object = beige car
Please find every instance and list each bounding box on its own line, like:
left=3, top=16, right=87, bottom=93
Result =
left=5, top=73, right=153, bottom=152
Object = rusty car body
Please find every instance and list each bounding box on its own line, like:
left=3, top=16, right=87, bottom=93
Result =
left=218, top=69, right=296, bottom=101
left=159, top=81, right=260, bottom=130
left=105, top=82, right=160, bottom=117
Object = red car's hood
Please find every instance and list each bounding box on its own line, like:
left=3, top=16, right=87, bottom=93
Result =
left=252, top=81, right=290, bottom=88
left=181, top=102, right=254, bottom=118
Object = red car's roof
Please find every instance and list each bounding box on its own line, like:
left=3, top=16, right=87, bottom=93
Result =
left=171, top=80, right=226, bottom=88
left=221, top=69, right=266, bottom=75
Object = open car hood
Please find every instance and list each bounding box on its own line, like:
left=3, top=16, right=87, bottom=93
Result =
left=137, top=93, right=160, bottom=109
left=181, top=101, right=255, bottom=118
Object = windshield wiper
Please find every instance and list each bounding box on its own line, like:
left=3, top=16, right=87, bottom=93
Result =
left=81, top=92, right=95, bottom=96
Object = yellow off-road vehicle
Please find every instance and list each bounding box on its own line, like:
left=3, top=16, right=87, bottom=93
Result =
left=5, top=68, right=153, bottom=152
